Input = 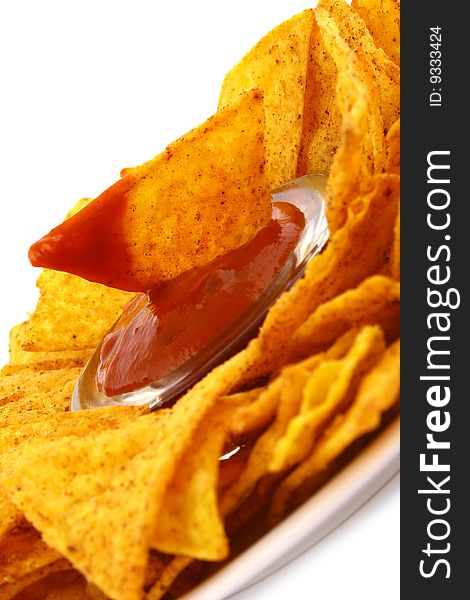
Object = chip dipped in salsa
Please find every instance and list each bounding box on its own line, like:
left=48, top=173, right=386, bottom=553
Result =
left=96, top=202, right=304, bottom=396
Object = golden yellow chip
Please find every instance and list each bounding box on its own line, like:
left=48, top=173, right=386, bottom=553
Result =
left=0, top=490, right=22, bottom=541
left=0, top=368, right=81, bottom=427
left=29, top=90, right=272, bottom=292
left=270, top=325, right=385, bottom=472
left=304, top=3, right=399, bottom=232
left=0, top=406, right=146, bottom=469
left=146, top=557, right=192, bottom=600
left=219, top=10, right=314, bottom=189
left=0, top=410, right=144, bottom=589
left=297, top=15, right=341, bottom=178
left=8, top=322, right=92, bottom=369
left=229, top=328, right=359, bottom=440
left=151, top=405, right=231, bottom=561
left=0, top=559, right=71, bottom=600
left=352, top=0, right=400, bottom=65
left=221, top=365, right=310, bottom=517
left=310, top=8, right=372, bottom=232
left=0, top=410, right=202, bottom=600
left=0, top=366, right=82, bottom=405
left=21, top=270, right=134, bottom=352
left=269, top=339, right=400, bottom=522
left=66, top=198, right=93, bottom=218
left=0, top=526, right=61, bottom=585
left=320, top=0, right=400, bottom=136
left=291, top=274, right=400, bottom=360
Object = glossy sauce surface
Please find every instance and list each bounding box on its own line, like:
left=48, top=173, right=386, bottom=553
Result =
left=96, top=202, right=304, bottom=395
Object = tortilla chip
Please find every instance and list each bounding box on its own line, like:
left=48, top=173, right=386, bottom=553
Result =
left=222, top=364, right=311, bottom=516
left=0, top=559, right=71, bottom=600
left=8, top=322, right=92, bottom=369
left=146, top=557, right=192, bottom=600
left=0, top=410, right=198, bottom=600
left=0, top=406, right=146, bottom=470
left=352, top=0, right=400, bottom=65
left=269, top=325, right=385, bottom=472
left=219, top=339, right=353, bottom=520
left=0, top=491, right=22, bottom=541
left=229, top=379, right=282, bottom=438
left=29, top=90, right=272, bottom=292
left=2, top=568, right=86, bottom=600
left=0, top=366, right=82, bottom=405
left=219, top=10, right=314, bottom=189
left=304, top=4, right=398, bottom=231
left=320, top=0, right=400, bottom=136
left=0, top=526, right=62, bottom=585
left=296, top=15, right=341, bottom=179
left=291, top=274, right=400, bottom=360
left=0, top=367, right=81, bottom=427
left=269, top=339, right=400, bottom=522
left=228, top=328, right=357, bottom=440
left=21, top=270, right=134, bottom=352
left=151, top=406, right=231, bottom=560
left=66, top=198, right=93, bottom=218
left=310, top=8, right=372, bottom=232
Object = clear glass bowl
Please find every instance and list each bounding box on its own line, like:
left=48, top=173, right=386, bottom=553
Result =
left=71, top=174, right=328, bottom=411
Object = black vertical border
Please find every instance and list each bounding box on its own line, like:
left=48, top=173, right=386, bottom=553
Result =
left=401, top=2, right=467, bottom=597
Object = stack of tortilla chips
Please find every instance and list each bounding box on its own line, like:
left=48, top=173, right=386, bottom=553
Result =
left=0, top=1, right=400, bottom=598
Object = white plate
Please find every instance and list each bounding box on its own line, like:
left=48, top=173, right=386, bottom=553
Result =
left=183, top=418, right=399, bottom=600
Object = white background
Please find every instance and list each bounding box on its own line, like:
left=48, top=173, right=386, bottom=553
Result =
left=0, top=1, right=399, bottom=598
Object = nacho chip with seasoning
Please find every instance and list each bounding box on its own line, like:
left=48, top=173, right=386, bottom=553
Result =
left=20, top=270, right=134, bottom=353
left=0, top=526, right=62, bottom=588
left=0, top=405, right=145, bottom=463
left=302, top=3, right=399, bottom=232
left=0, top=490, right=22, bottom=541
left=320, top=0, right=400, bottom=136
left=296, top=14, right=341, bottom=179
left=309, top=8, right=371, bottom=233
left=291, top=274, right=400, bottom=360
left=28, top=90, right=272, bottom=293
left=0, top=565, right=85, bottom=600
left=0, top=560, right=72, bottom=600
left=352, top=0, right=400, bottom=65
left=269, top=339, right=400, bottom=522
left=0, top=366, right=82, bottom=405
left=0, top=412, right=175, bottom=600
left=0, top=368, right=81, bottom=427
left=8, top=322, right=92, bottom=370
left=219, top=10, right=314, bottom=189
left=269, top=325, right=385, bottom=472
left=220, top=329, right=359, bottom=518
left=151, top=405, right=232, bottom=561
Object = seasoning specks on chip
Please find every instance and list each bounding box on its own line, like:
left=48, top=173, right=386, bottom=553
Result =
left=0, top=2, right=399, bottom=598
